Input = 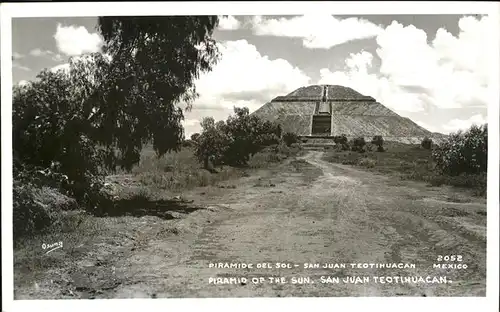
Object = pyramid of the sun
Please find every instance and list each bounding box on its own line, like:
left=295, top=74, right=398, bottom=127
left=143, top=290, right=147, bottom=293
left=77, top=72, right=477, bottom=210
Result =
left=252, top=84, right=445, bottom=144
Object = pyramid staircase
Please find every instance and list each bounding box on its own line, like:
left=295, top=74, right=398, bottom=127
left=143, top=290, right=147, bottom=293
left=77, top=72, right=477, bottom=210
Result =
left=306, top=85, right=334, bottom=150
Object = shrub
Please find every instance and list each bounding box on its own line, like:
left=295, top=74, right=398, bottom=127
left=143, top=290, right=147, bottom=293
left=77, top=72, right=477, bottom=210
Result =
left=351, top=137, right=366, bottom=153
left=333, top=134, right=350, bottom=151
left=283, top=132, right=300, bottom=147
left=358, top=158, right=376, bottom=168
left=333, top=134, right=348, bottom=145
left=432, top=124, right=487, bottom=176
left=421, top=137, right=433, bottom=150
left=13, top=182, right=56, bottom=240
left=371, top=135, right=385, bottom=152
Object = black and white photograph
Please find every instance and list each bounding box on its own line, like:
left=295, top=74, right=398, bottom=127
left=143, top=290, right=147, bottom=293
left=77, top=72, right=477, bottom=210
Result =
left=2, top=2, right=499, bottom=312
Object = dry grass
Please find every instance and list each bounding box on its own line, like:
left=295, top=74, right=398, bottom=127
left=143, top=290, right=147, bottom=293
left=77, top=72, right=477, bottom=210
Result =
left=323, top=141, right=486, bottom=197
left=120, top=144, right=304, bottom=194
left=127, top=146, right=245, bottom=192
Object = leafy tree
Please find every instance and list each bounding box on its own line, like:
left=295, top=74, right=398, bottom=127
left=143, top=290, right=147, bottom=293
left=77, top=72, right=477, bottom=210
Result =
left=193, top=107, right=282, bottom=168
left=223, top=107, right=281, bottom=166
left=96, top=16, right=222, bottom=164
left=194, top=117, right=232, bottom=169
left=13, top=58, right=110, bottom=202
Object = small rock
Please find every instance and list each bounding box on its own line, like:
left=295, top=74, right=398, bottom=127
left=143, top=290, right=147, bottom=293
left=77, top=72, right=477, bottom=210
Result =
left=269, top=183, right=276, bottom=187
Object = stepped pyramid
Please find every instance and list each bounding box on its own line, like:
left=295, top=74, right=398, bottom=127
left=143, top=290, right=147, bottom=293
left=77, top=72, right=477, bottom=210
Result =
left=252, top=84, right=446, bottom=144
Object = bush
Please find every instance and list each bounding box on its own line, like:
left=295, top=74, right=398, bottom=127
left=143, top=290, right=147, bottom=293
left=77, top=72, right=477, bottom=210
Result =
left=195, top=107, right=282, bottom=168
left=334, top=134, right=348, bottom=145
left=358, top=158, right=376, bottom=168
left=283, top=132, right=300, bottom=147
left=333, top=134, right=350, bottom=151
left=371, top=135, right=385, bottom=152
left=421, top=137, right=433, bottom=149
left=351, top=137, right=366, bottom=153
left=432, top=124, right=487, bottom=176
left=13, top=182, right=56, bottom=240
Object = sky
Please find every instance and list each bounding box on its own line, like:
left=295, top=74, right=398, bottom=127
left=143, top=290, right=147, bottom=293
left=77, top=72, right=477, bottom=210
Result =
left=12, top=14, right=492, bottom=137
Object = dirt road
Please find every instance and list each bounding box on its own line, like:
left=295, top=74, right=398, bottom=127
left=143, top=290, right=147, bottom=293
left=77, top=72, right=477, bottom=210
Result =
left=14, top=151, right=487, bottom=298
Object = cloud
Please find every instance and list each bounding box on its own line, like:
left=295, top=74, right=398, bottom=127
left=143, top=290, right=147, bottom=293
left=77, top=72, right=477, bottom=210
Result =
left=183, top=39, right=311, bottom=136
left=414, top=120, right=441, bottom=133
left=29, top=48, right=48, bottom=57
left=318, top=15, right=492, bottom=116
left=12, top=52, right=24, bottom=60
left=193, top=39, right=311, bottom=110
left=318, top=51, right=429, bottom=113
left=218, top=15, right=241, bottom=30
left=182, top=119, right=200, bottom=127
left=13, top=62, right=31, bottom=71
left=250, top=15, right=383, bottom=49
left=181, top=119, right=202, bottom=137
left=18, top=80, right=29, bottom=86
left=54, top=23, right=103, bottom=56
left=441, top=114, right=487, bottom=133
left=29, top=48, right=64, bottom=61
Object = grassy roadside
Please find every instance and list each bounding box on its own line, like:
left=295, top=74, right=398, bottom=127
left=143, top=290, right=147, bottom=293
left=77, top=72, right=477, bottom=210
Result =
left=322, top=142, right=486, bottom=197
left=13, top=142, right=304, bottom=249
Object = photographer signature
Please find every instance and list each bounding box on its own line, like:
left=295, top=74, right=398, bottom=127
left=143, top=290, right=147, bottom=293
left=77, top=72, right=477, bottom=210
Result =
left=42, top=241, right=63, bottom=255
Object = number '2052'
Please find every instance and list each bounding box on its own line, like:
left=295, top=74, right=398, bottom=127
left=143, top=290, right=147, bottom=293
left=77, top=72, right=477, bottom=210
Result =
left=437, top=255, right=463, bottom=262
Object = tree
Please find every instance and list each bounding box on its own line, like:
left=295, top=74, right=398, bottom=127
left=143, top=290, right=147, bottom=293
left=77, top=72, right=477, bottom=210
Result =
left=95, top=16, right=222, bottom=164
left=223, top=107, right=281, bottom=166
